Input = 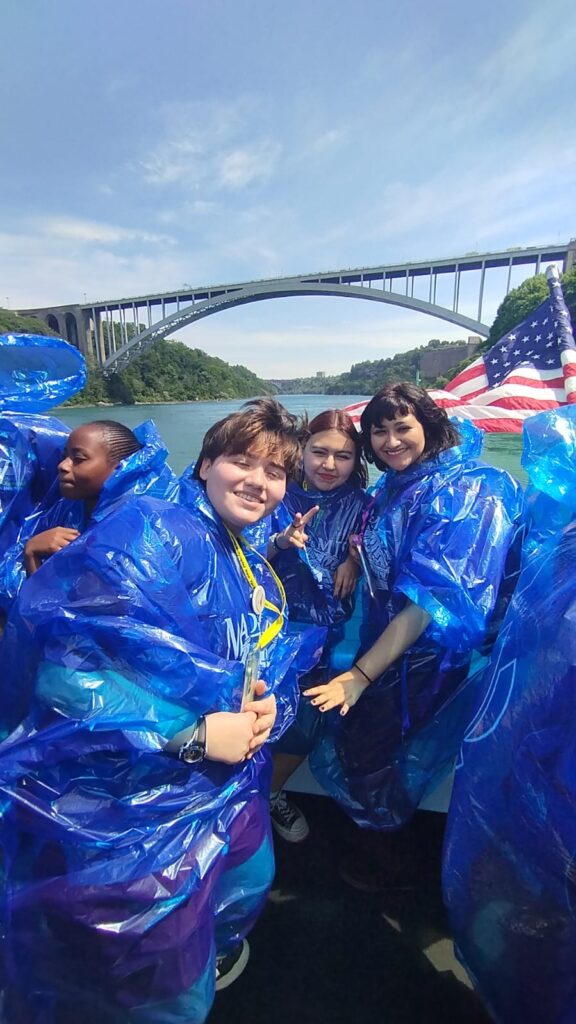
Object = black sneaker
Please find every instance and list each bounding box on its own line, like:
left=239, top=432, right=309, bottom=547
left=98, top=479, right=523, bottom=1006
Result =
left=215, top=939, right=250, bottom=991
left=270, top=791, right=310, bottom=843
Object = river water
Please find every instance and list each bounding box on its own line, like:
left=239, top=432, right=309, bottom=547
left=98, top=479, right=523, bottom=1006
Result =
left=55, top=395, right=526, bottom=485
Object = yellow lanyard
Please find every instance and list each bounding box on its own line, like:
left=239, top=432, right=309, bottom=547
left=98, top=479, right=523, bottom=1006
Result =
left=224, top=527, right=286, bottom=649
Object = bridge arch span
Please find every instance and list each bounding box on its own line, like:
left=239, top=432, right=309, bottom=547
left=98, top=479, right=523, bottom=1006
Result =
left=46, top=313, right=61, bottom=334
left=103, top=281, right=490, bottom=374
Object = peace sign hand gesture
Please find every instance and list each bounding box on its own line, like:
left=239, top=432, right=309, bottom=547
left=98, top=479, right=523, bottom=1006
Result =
left=269, top=506, right=320, bottom=555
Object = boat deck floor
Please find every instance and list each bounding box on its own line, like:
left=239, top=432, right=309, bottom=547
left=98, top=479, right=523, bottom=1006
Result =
left=210, top=793, right=489, bottom=1024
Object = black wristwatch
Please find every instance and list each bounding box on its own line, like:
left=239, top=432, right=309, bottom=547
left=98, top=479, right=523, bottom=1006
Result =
left=177, top=716, right=207, bottom=763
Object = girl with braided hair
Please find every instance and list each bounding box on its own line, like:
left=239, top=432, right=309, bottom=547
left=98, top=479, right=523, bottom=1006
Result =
left=0, top=418, right=176, bottom=609
left=23, top=420, right=144, bottom=573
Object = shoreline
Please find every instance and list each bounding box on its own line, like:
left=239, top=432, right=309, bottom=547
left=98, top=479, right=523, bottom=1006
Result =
left=60, top=392, right=372, bottom=410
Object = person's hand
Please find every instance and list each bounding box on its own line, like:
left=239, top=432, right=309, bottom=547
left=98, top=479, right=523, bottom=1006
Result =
left=303, top=667, right=370, bottom=716
left=333, top=554, right=360, bottom=599
left=24, top=527, right=81, bottom=575
left=275, top=506, right=319, bottom=551
left=347, top=534, right=361, bottom=565
left=243, top=680, right=277, bottom=753
left=205, top=711, right=257, bottom=764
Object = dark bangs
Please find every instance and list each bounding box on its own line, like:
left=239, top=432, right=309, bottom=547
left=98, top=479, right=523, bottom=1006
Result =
left=360, top=381, right=461, bottom=465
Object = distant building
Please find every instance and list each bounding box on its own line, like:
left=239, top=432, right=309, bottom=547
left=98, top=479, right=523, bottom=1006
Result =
left=419, top=337, right=481, bottom=379
left=316, top=371, right=326, bottom=378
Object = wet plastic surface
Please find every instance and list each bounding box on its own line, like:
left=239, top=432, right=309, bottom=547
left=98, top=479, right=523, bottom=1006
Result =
left=0, top=467, right=321, bottom=1021
left=310, top=420, right=525, bottom=830
left=444, top=407, right=576, bottom=1023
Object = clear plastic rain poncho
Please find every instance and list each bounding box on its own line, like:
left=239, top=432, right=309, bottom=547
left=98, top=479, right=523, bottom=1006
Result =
left=0, top=418, right=178, bottom=617
left=0, top=473, right=322, bottom=1023
left=310, top=419, right=525, bottom=830
left=0, top=333, right=86, bottom=561
left=443, top=406, right=576, bottom=1024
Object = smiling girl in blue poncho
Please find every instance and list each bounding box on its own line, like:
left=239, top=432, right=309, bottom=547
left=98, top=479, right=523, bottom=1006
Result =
left=0, top=418, right=177, bottom=619
left=306, top=382, right=525, bottom=832
left=0, top=399, right=319, bottom=1024
left=262, top=409, right=369, bottom=842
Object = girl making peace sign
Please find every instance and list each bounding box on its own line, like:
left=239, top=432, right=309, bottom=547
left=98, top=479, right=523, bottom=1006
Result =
left=264, top=408, right=369, bottom=842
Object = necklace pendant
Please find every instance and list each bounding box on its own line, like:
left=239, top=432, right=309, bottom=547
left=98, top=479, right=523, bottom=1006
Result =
left=251, top=585, right=266, bottom=615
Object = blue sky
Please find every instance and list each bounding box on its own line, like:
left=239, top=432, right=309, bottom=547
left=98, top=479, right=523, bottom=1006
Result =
left=1, top=0, right=575, bottom=377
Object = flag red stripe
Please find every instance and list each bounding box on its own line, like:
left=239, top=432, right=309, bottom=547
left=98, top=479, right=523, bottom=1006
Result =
left=444, top=359, right=485, bottom=391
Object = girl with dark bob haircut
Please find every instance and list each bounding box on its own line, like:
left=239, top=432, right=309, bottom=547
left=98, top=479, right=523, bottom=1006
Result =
left=304, top=379, right=525, bottom=853
left=360, top=381, right=461, bottom=470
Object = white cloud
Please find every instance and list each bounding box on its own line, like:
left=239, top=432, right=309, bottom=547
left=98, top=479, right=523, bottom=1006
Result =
left=139, top=96, right=281, bottom=193
left=356, top=144, right=576, bottom=258
left=173, top=306, right=470, bottom=378
left=1, top=229, right=189, bottom=307
left=34, top=216, right=174, bottom=248
left=218, top=142, right=280, bottom=189
left=310, top=128, right=346, bottom=153
left=480, top=3, right=576, bottom=93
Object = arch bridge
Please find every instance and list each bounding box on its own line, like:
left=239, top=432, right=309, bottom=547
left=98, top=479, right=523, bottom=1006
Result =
left=18, top=240, right=575, bottom=374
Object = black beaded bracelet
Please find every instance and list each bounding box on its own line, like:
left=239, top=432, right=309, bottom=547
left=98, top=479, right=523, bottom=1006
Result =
left=353, top=662, right=373, bottom=685
left=271, top=533, right=283, bottom=551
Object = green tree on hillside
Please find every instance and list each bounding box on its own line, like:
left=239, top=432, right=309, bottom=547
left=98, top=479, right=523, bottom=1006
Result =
left=324, top=339, right=466, bottom=394
left=63, top=338, right=274, bottom=406
left=481, top=266, right=576, bottom=352
left=0, top=309, right=58, bottom=336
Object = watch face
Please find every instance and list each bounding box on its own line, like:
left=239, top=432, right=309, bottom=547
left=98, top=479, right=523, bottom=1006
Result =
left=179, top=740, right=205, bottom=763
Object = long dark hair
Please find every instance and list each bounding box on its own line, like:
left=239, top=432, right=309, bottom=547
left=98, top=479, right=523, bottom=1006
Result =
left=301, top=408, right=368, bottom=488
left=360, top=382, right=460, bottom=471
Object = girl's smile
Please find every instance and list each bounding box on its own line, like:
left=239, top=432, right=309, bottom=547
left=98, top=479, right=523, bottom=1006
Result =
left=303, top=429, right=356, bottom=491
left=370, top=414, right=426, bottom=472
left=200, top=450, right=287, bottom=533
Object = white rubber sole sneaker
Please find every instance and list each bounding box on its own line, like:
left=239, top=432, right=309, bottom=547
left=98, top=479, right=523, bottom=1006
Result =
left=270, top=795, right=310, bottom=843
left=215, top=938, right=250, bottom=991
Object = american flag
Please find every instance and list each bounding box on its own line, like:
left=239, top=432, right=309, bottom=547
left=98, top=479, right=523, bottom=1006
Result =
left=344, top=266, right=576, bottom=434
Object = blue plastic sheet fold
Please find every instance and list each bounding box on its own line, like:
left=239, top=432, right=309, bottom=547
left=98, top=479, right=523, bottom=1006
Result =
left=443, top=406, right=576, bottom=1023
left=0, top=419, right=178, bottom=616
left=0, top=467, right=322, bottom=1021
left=0, top=332, right=86, bottom=412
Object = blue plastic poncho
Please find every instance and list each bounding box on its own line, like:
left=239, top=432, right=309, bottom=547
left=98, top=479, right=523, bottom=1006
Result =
left=0, top=333, right=86, bottom=578
left=0, top=419, right=178, bottom=619
left=310, top=419, right=525, bottom=829
left=443, top=406, right=576, bottom=1024
left=268, top=479, right=368, bottom=635
left=0, top=476, right=322, bottom=1023
left=0, top=332, right=86, bottom=412
left=261, top=479, right=368, bottom=756
left=0, top=411, right=70, bottom=551
left=521, top=405, right=576, bottom=559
